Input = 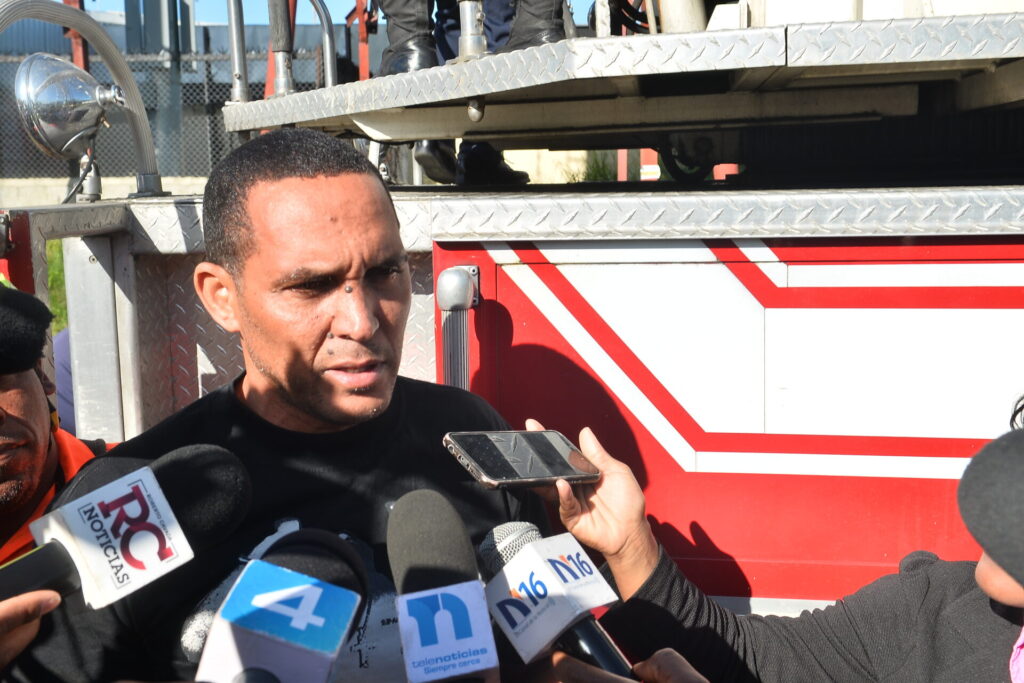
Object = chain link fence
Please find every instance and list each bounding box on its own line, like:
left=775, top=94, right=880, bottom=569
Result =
left=0, top=51, right=328, bottom=184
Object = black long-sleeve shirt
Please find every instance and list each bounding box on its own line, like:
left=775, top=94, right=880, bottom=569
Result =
left=601, top=548, right=1023, bottom=682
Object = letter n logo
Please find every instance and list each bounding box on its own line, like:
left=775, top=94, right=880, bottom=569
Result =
left=406, top=593, right=473, bottom=647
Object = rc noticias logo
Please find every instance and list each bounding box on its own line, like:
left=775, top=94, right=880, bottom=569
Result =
left=77, top=480, right=176, bottom=586
left=406, top=592, right=474, bottom=646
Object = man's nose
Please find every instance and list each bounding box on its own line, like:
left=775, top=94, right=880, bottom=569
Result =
left=328, top=284, right=380, bottom=341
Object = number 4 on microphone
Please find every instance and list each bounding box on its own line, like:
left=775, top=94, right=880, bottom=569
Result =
left=250, top=583, right=328, bottom=630
left=195, top=560, right=361, bottom=683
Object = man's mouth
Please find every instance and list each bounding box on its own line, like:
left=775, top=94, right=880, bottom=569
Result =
left=324, top=360, right=388, bottom=390
left=0, top=440, right=28, bottom=455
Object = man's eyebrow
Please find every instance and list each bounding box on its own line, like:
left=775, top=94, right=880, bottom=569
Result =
left=270, top=254, right=409, bottom=288
left=271, top=267, right=332, bottom=288
left=377, top=252, right=411, bottom=268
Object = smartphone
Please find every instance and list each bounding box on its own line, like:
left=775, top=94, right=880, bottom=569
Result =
left=443, top=430, right=601, bottom=488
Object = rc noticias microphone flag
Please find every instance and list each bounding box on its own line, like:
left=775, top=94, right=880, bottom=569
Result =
left=29, top=467, right=192, bottom=608
left=397, top=579, right=498, bottom=683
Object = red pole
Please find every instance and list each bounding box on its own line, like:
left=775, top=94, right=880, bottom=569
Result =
left=62, top=0, right=89, bottom=71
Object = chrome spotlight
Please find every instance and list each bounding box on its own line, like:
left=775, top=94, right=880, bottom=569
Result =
left=15, top=52, right=125, bottom=160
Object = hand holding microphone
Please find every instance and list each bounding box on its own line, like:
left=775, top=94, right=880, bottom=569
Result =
left=0, top=590, right=60, bottom=669
left=543, top=648, right=708, bottom=683
left=525, top=419, right=660, bottom=601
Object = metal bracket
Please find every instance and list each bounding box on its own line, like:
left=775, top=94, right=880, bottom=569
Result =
left=437, top=265, right=480, bottom=390
left=437, top=265, right=480, bottom=310
left=0, top=213, right=10, bottom=257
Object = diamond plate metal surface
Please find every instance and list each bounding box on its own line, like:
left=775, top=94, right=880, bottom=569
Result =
left=130, top=199, right=204, bottom=254
left=394, top=197, right=434, bottom=252
left=26, top=213, right=52, bottom=375
left=403, top=252, right=437, bottom=383
left=133, top=251, right=244, bottom=427
left=223, top=30, right=786, bottom=132
left=129, top=196, right=432, bottom=255
left=424, top=186, right=1024, bottom=240
left=789, top=13, right=1024, bottom=66
left=26, top=202, right=129, bottom=240
left=134, top=254, right=175, bottom=428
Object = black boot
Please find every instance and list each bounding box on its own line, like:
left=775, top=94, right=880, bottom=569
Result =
left=456, top=142, right=530, bottom=186
left=496, top=0, right=565, bottom=52
left=378, top=0, right=458, bottom=183
left=378, top=0, right=438, bottom=76
left=415, top=139, right=457, bottom=184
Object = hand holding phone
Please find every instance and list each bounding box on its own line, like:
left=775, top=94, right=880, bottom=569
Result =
left=443, top=430, right=600, bottom=489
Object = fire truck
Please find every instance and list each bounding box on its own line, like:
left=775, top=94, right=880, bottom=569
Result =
left=2, top=0, right=1023, bottom=616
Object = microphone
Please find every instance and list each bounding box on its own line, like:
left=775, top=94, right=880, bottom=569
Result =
left=195, top=528, right=368, bottom=683
left=478, top=521, right=633, bottom=677
left=0, top=444, right=252, bottom=608
left=387, top=489, right=499, bottom=683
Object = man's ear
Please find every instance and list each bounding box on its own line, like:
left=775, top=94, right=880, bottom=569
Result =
left=194, top=262, right=241, bottom=333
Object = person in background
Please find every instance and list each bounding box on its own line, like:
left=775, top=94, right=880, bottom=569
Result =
left=377, top=0, right=563, bottom=185
left=0, top=285, right=100, bottom=566
left=538, top=417, right=1024, bottom=682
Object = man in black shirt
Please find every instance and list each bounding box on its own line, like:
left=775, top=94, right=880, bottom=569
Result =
left=6, top=129, right=546, bottom=682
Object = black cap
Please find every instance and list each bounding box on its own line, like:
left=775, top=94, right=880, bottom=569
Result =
left=0, top=286, right=53, bottom=375
left=958, top=429, right=1024, bottom=585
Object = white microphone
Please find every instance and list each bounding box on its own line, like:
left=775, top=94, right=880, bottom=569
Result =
left=478, top=522, right=631, bottom=675
left=387, top=489, right=499, bottom=683
left=195, top=528, right=367, bottom=683
left=0, top=445, right=251, bottom=609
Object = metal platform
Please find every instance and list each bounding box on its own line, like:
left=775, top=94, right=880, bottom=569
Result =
left=222, top=13, right=1024, bottom=148
left=12, top=183, right=1024, bottom=441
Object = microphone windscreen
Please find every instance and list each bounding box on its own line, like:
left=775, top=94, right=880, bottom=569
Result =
left=58, top=444, right=252, bottom=550
left=263, top=528, right=368, bottom=613
left=386, top=489, right=478, bottom=594
left=478, top=522, right=543, bottom=578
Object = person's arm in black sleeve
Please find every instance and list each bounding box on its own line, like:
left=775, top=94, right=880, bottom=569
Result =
left=604, top=548, right=944, bottom=682
left=544, top=422, right=929, bottom=683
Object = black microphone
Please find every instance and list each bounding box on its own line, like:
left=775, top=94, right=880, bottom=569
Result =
left=387, top=489, right=499, bottom=682
left=479, top=521, right=635, bottom=678
left=0, top=444, right=252, bottom=607
left=196, top=528, right=368, bottom=683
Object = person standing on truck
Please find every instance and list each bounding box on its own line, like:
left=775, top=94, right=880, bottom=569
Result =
left=542, top=418, right=1024, bottom=682
left=5, top=128, right=548, bottom=683
left=377, top=0, right=561, bottom=185
left=0, top=285, right=99, bottom=566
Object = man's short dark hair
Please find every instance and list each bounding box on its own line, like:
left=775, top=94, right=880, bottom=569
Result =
left=203, top=128, right=384, bottom=273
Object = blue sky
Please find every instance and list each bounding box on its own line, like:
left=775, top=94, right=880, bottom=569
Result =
left=84, top=0, right=588, bottom=27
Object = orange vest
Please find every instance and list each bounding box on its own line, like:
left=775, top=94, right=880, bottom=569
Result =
left=0, top=429, right=97, bottom=566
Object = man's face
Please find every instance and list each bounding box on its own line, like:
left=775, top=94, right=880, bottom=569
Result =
left=975, top=551, right=1024, bottom=608
left=226, top=173, right=411, bottom=433
left=0, top=366, right=54, bottom=516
